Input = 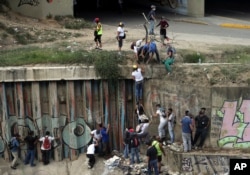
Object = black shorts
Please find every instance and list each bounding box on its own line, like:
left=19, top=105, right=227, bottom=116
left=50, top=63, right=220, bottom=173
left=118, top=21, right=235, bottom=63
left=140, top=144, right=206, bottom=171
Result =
left=157, top=155, right=162, bottom=162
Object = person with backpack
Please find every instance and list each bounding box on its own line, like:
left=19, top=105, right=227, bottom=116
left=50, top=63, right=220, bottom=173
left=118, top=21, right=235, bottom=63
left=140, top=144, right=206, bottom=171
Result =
left=93, top=17, right=103, bottom=49
left=152, top=104, right=168, bottom=144
left=129, top=131, right=140, bottom=165
left=39, top=131, right=55, bottom=165
left=146, top=139, right=159, bottom=175
left=152, top=136, right=166, bottom=174
left=24, top=131, right=38, bottom=167
left=10, top=133, right=22, bottom=170
left=117, top=22, right=127, bottom=55
left=123, top=127, right=133, bottom=159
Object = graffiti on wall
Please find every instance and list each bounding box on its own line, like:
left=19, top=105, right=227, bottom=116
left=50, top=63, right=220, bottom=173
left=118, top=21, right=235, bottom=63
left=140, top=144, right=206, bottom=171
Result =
left=18, top=0, right=40, bottom=7
left=0, top=115, right=91, bottom=154
left=216, top=100, right=250, bottom=148
left=182, top=155, right=230, bottom=174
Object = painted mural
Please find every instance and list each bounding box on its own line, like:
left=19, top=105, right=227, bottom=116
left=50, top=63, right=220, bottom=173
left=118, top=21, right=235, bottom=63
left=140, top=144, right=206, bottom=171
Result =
left=18, top=0, right=40, bottom=7
left=215, top=100, right=250, bottom=148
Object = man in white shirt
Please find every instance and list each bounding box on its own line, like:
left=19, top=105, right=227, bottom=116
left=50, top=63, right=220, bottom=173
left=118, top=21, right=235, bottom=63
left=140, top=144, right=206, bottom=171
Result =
left=90, top=129, right=102, bottom=155
left=87, top=138, right=98, bottom=169
left=131, top=65, right=144, bottom=103
left=137, top=120, right=150, bottom=143
left=39, top=131, right=55, bottom=165
left=152, top=104, right=168, bottom=143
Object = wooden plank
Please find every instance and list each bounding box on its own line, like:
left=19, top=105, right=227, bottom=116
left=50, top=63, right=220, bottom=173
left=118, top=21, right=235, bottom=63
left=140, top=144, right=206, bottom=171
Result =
left=31, top=82, right=42, bottom=161
left=66, top=81, right=77, bottom=160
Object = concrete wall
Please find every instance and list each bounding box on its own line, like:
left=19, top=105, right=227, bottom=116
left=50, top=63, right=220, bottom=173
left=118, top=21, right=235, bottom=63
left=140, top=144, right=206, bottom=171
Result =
left=0, top=65, right=249, bottom=165
left=9, top=0, right=73, bottom=19
left=167, top=0, right=205, bottom=17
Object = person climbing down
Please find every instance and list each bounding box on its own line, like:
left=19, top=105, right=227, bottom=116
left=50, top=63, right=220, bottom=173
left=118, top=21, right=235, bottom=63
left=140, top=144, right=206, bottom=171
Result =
left=162, top=45, right=175, bottom=75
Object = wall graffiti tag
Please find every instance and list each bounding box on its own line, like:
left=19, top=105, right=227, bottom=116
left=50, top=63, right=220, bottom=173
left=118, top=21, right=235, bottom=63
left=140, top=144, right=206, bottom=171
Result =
left=216, top=100, right=250, bottom=148
left=18, top=0, right=40, bottom=7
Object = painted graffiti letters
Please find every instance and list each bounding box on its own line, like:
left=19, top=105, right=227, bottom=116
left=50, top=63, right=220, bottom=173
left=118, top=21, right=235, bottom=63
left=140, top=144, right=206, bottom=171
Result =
left=18, top=0, right=39, bottom=7
left=217, top=100, right=250, bottom=148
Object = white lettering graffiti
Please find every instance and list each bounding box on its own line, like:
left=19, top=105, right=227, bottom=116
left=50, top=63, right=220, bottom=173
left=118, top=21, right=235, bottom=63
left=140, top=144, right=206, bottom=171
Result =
left=18, top=0, right=39, bottom=7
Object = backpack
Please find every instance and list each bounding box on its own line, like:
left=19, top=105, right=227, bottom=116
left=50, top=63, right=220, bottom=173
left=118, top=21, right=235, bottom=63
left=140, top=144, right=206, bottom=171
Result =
left=43, top=136, right=51, bottom=149
left=160, top=108, right=167, bottom=118
left=130, top=134, right=139, bottom=148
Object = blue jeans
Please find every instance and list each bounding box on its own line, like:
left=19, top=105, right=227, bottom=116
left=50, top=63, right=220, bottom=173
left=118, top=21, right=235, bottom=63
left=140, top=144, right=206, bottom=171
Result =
left=182, top=132, right=191, bottom=152
left=25, top=149, right=35, bottom=166
left=135, top=81, right=143, bottom=102
left=149, top=20, right=155, bottom=34
left=148, top=159, right=159, bottom=175
left=123, top=144, right=129, bottom=159
left=168, top=127, right=175, bottom=144
left=130, top=147, right=140, bottom=164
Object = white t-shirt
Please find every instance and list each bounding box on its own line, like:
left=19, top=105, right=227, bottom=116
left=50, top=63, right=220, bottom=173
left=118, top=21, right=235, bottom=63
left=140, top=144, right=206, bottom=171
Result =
left=156, top=109, right=167, bottom=123
left=91, top=129, right=101, bottom=140
left=132, top=68, right=144, bottom=82
left=39, top=136, right=55, bottom=150
left=117, top=26, right=125, bottom=37
left=139, top=122, right=149, bottom=134
left=136, top=39, right=143, bottom=47
left=87, top=144, right=95, bottom=154
left=168, top=113, right=175, bottom=130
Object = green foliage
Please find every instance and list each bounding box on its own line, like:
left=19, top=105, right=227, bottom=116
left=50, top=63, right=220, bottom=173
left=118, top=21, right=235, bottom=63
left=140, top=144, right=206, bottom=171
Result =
left=183, top=52, right=205, bottom=63
left=64, top=18, right=92, bottom=29
left=46, top=13, right=53, bottom=19
left=94, top=53, right=123, bottom=80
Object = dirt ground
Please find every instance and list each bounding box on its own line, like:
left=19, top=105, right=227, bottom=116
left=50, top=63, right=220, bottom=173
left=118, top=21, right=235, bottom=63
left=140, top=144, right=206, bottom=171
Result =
left=0, top=10, right=250, bottom=88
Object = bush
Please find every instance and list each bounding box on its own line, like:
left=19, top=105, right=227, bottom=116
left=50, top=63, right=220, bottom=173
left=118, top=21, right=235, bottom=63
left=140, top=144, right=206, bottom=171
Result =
left=183, top=53, right=205, bottom=63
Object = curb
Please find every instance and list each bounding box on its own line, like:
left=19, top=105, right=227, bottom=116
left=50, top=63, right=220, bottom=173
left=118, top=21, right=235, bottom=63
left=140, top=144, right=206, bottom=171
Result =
left=173, top=19, right=208, bottom=25
left=220, top=23, right=250, bottom=29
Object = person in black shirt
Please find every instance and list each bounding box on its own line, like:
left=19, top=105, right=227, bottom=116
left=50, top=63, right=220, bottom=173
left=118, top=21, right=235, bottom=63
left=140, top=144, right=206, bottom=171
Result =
left=24, top=131, right=38, bottom=167
left=193, top=108, right=210, bottom=149
left=146, top=139, right=159, bottom=175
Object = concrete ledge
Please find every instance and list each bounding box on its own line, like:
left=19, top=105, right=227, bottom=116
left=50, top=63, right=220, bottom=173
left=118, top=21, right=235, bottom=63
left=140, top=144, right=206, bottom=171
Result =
left=173, top=19, right=208, bottom=25
left=220, top=23, right=250, bottom=29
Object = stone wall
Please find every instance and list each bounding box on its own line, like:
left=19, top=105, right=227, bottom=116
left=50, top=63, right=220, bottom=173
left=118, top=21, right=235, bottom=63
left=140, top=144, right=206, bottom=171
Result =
left=0, top=65, right=249, bottom=165
left=8, top=0, right=73, bottom=19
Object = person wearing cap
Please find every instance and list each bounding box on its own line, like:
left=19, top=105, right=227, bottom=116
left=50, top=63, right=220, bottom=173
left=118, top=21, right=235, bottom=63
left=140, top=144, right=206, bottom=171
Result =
left=123, top=126, right=133, bottom=159
left=181, top=110, right=193, bottom=152
left=117, top=22, right=127, bottom=55
left=131, top=65, right=144, bottom=103
left=94, top=17, right=102, bottom=49
left=10, top=133, right=22, bottom=169
left=192, top=107, right=210, bottom=149
left=147, top=5, right=157, bottom=35
left=156, top=16, right=169, bottom=46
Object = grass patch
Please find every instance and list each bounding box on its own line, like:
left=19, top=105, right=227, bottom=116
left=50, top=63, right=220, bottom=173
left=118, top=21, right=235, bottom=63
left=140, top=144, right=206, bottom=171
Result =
left=183, top=52, right=205, bottom=63
left=0, top=47, right=127, bottom=80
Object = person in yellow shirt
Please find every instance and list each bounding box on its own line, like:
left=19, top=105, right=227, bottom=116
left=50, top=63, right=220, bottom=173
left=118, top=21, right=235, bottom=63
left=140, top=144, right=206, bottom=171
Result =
left=94, top=17, right=102, bottom=49
left=152, top=136, right=166, bottom=173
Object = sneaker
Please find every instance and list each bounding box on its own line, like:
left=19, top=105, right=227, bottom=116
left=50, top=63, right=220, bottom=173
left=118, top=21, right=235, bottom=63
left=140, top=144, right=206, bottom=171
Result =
left=88, top=165, right=92, bottom=169
left=31, top=164, right=36, bottom=167
left=163, top=141, right=166, bottom=146
left=11, top=166, right=16, bottom=170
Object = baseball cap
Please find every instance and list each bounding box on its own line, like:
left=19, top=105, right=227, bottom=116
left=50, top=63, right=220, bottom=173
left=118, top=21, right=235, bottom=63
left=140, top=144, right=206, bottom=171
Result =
left=133, top=64, right=138, bottom=69
left=94, top=18, right=99, bottom=22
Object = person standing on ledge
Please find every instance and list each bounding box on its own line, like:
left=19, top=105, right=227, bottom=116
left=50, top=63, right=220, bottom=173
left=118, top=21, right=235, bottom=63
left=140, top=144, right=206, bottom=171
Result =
left=132, top=64, right=144, bottom=103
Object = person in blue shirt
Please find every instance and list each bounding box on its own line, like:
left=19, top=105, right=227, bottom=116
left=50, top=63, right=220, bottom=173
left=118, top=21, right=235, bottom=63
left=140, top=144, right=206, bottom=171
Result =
left=10, top=134, right=21, bottom=169
left=181, top=110, right=193, bottom=152
left=146, top=40, right=160, bottom=64
left=99, top=123, right=110, bottom=156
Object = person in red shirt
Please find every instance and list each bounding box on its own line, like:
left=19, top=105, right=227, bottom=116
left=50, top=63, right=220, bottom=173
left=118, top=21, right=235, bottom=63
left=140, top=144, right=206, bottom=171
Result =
left=156, top=16, right=169, bottom=46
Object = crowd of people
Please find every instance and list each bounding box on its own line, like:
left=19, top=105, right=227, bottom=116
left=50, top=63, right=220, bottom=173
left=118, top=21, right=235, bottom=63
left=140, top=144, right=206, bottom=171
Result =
left=9, top=130, right=57, bottom=170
